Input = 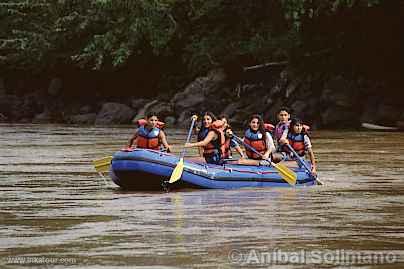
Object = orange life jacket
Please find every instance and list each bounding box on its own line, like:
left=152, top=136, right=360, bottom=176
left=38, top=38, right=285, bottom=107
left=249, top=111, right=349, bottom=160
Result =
left=243, top=128, right=267, bottom=160
left=136, top=125, right=161, bottom=150
left=203, top=120, right=226, bottom=157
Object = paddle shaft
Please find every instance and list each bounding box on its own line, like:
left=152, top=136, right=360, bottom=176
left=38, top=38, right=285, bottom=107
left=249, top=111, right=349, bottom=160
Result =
left=168, top=116, right=197, bottom=184
left=180, top=117, right=197, bottom=158
left=284, top=144, right=311, bottom=172
left=285, top=144, right=322, bottom=184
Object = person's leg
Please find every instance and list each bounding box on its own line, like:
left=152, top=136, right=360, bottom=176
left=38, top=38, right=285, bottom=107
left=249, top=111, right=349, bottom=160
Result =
left=236, top=158, right=261, bottom=166
left=278, top=153, right=299, bottom=168
left=187, top=156, right=206, bottom=163
left=271, top=152, right=284, bottom=163
left=204, top=152, right=223, bottom=165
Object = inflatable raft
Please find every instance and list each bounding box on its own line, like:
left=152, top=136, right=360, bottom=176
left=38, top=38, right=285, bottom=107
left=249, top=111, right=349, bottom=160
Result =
left=110, top=149, right=317, bottom=190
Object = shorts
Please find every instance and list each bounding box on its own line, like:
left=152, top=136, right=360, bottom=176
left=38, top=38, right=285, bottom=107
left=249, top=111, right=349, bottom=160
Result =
left=204, top=152, right=223, bottom=165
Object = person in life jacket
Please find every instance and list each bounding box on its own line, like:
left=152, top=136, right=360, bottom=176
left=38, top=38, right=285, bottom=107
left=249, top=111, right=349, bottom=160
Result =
left=127, top=112, right=171, bottom=152
left=274, top=107, right=291, bottom=143
left=195, top=111, right=217, bottom=157
left=185, top=118, right=226, bottom=165
left=236, top=114, right=277, bottom=166
left=279, top=118, right=317, bottom=175
left=219, top=114, right=244, bottom=159
left=274, top=107, right=310, bottom=146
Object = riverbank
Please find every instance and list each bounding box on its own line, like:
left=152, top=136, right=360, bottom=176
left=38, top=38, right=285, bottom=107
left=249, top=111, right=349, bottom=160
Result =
left=1, top=68, right=403, bottom=128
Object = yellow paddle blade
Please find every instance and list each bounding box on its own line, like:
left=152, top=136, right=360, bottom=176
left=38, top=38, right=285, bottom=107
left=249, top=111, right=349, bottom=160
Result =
left=169, top=158, right=184, bottom=183
left=274, top=163, right=297, bottom=185
left=93, top=156, right=113, bottom=173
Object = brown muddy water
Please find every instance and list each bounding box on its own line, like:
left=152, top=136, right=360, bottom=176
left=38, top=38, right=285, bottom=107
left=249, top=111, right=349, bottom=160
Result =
left=0, top=124, right=403, bottom=268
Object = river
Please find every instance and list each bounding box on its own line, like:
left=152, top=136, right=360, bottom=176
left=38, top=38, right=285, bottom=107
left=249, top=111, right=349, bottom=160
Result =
left=0, top=124, right=403, bottom=268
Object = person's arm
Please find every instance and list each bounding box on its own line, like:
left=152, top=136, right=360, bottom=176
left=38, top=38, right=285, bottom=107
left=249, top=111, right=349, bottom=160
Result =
left=159, top=131, right=171, bottom=152
left=304, top=135, right=316, bottom=175
left=229, top=138, right=244, bottom=158
left=278, top=129, right=289, bottom=145
left=307, top=148, right=317, bottom=175
left=234, top=145, right=245, bottom=158
left=198, top=147, right=204, bottom=157
left=127, top=130, right=138, bottom=148
left=185, top=131, right=216, bottom=148
left=262, top=133, right=273, bottom=160
left=266, top=132, right=276, bottom=153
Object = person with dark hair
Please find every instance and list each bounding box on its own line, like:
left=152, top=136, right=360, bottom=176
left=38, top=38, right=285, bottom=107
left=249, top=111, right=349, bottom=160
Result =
left=219, top=114, right=244, bottom=159
left=185, top=116, right=226, bottom=165
left=274, top=107, right=291, bottom=142
left=237, top=114, right=276, bottom=166
left=279, top=118, right=317, bottom=175
left=127, top=112, right=171, bottom=152
left=195, top=112, right=217, bottom=157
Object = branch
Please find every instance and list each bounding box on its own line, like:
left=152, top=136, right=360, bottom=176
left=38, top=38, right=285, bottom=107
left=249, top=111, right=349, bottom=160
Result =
left=243, top=61, right=288, bottom=71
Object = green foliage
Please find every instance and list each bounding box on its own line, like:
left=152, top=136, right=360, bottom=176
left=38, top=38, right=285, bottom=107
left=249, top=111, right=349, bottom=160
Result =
left=280, top=0, right=381, bottom=32
left=0, top=0, right=177, bottom=70
left=0, top=1, right=51, bottom=69
left=180, top=0, right=292, bottom=74
left=70, top=0, right=177, bottom=69
left=0, top=0, right=383, bottom=81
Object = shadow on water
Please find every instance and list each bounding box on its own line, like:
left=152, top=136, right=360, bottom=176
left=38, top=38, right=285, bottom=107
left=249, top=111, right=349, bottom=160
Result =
left=0, top=124, right=403, bottom=268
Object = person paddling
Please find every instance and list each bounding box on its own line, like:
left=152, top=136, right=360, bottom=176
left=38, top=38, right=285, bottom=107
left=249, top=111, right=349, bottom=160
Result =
left=196, top=112, right=217, bottom=157
left=185, top=118, right=226, bottom=165
left=127, top=112, right=171, bottom=152
left=279, top=118, right=317, bottom=175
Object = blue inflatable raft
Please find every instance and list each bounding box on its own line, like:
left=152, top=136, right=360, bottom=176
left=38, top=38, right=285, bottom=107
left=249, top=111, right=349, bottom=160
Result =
left=110, top=149, right=317, bottom=190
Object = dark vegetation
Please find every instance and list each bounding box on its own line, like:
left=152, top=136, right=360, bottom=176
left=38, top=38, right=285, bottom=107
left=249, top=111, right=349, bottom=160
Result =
left=1, top=0, right=403, bottom=123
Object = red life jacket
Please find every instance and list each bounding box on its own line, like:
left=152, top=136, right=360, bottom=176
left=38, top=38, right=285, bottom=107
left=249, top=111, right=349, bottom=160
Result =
left=243, top=128, right=267, bottom=160
left=136, top=125, right=161, bottom=150
left=264, top=123, right=275, bottom=132
left=284, top=132, right=306, bottom=157
left=203, top=120, right=226, bottom=157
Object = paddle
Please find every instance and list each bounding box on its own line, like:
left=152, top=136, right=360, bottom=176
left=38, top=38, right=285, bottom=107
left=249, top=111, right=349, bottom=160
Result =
left=92, top=146, right=170, bottom=173
left=169, top=115, right=198, bottom=183
left=285, top=144, right=324, bottom=185
left=93, top=156, right=113, bottom=173
left=232, top=134, right=297, bottom=185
